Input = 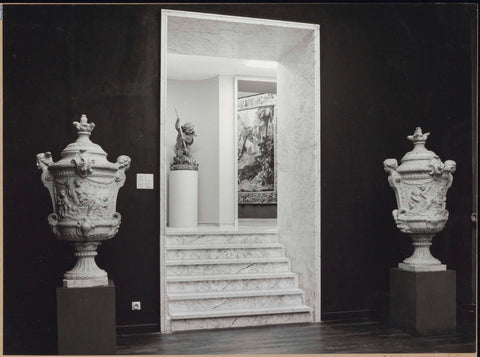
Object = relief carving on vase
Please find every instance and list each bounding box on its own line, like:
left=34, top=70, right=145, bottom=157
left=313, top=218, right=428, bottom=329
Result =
left=54, top=178, right=115, bottom=221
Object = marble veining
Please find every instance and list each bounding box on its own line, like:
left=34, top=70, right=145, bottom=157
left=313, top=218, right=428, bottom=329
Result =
left=167, top=15, right=313, bottom=62
left=166, top=233, right=278, bottom=245
left=170, top=310, right=312, bottom=331
left=169, top=293, right=304, bottom=312
left=167, top=261, right=290, bottom=276
left=165, top=231, right=312, bottom=331
left=167, top=276, right=297, bottom=293
left=166, top=246, right=284, bottom=260
left=277, top=29, right=320, bottom=319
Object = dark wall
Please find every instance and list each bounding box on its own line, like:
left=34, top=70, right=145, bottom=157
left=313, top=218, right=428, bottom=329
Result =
left=238, top=205, right=277, bottom=219
left=3, top=5, right=161, bottom=354
left=3, top=4, right=476, bottom=354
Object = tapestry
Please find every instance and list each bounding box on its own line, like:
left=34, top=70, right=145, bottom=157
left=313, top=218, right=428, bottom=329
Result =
left=237, top=93, right=277, bottom=204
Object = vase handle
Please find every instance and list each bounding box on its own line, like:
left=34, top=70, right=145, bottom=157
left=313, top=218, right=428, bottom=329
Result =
left=114, top=155, right=131, bottom=187
left=36, top=152, right=55, bottom=209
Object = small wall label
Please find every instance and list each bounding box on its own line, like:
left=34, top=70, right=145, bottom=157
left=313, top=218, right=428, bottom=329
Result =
left=136, top=174, right=154, bottom=189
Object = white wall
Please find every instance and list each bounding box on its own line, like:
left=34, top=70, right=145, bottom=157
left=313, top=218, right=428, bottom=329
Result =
left=167, top=76, right=236, bottom=225
left=218, top=75, right=236, bottom=225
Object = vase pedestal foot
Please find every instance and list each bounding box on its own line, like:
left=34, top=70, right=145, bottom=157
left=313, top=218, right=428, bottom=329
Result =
left=390, top=268, right=456, bottom=334
left=398, top=262, right=446, bottom=272
left=63, top=277, right=109, bottom=288
left=63, top=242, right=109, bottom=288
left=57, top=280, right=116, bottom=355
left=399, top=234, right=446, bottom=272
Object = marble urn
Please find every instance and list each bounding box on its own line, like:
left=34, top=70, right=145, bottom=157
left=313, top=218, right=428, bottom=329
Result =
left=36, top=114, right=131, bottom=287
left=384, top=127, right=456, bottom=272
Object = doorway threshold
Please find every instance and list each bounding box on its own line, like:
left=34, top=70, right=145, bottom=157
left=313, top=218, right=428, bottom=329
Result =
left=166, top=219, right=277, bottom=235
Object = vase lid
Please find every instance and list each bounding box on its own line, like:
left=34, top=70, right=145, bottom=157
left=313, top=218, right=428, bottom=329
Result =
left=50, top=114, right=114, bottom=168
left=397, top=127, right=439, bottom=173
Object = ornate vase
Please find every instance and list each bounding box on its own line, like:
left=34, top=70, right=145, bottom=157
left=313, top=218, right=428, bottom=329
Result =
left=36, top=114, right=131, bottom=287
left=384, top=127, right=456, bottom=272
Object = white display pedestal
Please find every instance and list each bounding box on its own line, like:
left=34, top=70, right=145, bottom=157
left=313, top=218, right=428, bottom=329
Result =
left=168, top=170, right=198, bottom=227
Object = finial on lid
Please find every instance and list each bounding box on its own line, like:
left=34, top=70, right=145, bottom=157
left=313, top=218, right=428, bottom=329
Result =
left=407, top=127, right=430, bottom=144
left=73, top=114, right=95, bottom=134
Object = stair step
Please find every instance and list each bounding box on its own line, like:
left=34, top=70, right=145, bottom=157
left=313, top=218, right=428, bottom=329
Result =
left=169, top=305, right=312, bottom=320
left=166, top=244, right=284, bottom=260
left=164, top=229, right=313, bottom=331
left=166, top=227, right=278, bottom=235
left=166, top=258, right=290, bottom=276
left=169, top=305, right=313, bottom=331
left=167, top=257, right=289, bottom=266
left=170, top=308, right=312, bottom=331
left=168, top=289, right=305, bottom=313
left=166, top=233, right=278, bottom=245
left=166, top=272, right=297, bottom=282
left=166, top=273, right=298, bottom=293
left=168, top=288, right=304, bottom=300
left=167, top=243, right=284, bottom=249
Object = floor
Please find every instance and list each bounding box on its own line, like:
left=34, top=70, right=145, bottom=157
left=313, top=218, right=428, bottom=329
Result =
left=116, top=318, right=476, bottom=355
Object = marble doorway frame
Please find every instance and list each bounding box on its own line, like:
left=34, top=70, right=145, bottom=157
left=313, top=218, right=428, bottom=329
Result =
left=160, top=9, right=320, bottom=332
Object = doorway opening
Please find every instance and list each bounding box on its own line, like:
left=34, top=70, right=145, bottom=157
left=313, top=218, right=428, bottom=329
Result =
left=237, top=78, right=278, bottom=223
left=161, top=10, right=320, bottom=332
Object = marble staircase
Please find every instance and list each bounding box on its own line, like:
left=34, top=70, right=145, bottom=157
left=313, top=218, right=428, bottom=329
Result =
left=165, top=230, right=313, bottom=331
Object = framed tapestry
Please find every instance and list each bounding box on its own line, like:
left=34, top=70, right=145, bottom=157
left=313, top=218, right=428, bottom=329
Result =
left=237, top=93, right=277, bottom=204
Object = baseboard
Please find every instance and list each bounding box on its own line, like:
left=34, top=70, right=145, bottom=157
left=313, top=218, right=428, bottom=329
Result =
left=116, top=323, right=160, bottom=335
left=321, top=309, right=382, bottom=322
left=322, top=303, right=476, bottom=324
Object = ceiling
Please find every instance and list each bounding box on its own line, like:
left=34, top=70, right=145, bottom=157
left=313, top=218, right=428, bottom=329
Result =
left=167, top=14, right=314, bottom=61
left=165, top=12, right=315, bottom=82
left=167, top=53, right=276, bottom=81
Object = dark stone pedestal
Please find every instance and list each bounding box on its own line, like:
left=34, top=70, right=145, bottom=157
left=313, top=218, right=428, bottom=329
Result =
left=57, top=281, right=116, bottom=355
left=390, top=268, right=456, bottom=334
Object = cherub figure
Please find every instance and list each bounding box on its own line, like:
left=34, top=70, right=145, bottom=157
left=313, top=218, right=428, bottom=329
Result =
left=174, top=117, right=196, bottom=158
left=171, top=109, right=199, bottom=170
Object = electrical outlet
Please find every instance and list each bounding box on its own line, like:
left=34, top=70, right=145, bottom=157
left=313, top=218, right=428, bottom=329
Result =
left=132, top=301, right=141, bottom=311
